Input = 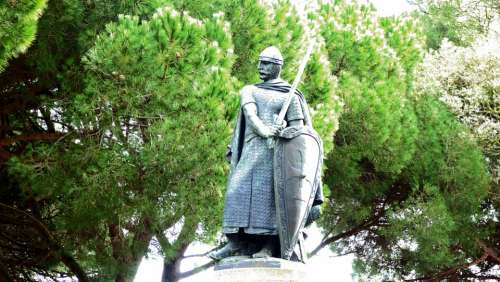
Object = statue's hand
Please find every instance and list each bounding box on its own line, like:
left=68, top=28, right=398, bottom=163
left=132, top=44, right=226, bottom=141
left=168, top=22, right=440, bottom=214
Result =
left=260, top=124, right=280, bottom=138
left=272, top=114, right=287, bottom=130
left=269, top=124, right=281, bottom=137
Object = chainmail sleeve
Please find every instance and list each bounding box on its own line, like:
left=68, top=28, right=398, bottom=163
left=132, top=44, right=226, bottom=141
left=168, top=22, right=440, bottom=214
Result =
left=285, top=94, right=305, bottom=122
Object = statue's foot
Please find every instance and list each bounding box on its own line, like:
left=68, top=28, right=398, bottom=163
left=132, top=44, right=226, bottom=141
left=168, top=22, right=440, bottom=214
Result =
left=208, top=242, right=241, bottom=261
left=251, top=245, right=273, bottom=259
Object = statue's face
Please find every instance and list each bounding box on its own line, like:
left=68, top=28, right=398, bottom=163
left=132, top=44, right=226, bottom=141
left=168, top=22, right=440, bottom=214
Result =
left=258, top=60, right=281, bottom=81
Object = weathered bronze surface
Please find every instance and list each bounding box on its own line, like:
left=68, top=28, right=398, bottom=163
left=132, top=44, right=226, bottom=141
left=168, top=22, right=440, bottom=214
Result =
left=209, top=46, right=323, bottom=262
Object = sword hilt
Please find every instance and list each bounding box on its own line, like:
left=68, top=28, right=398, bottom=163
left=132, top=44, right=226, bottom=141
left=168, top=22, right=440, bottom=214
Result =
left=267, top=115, right=286, bottom=148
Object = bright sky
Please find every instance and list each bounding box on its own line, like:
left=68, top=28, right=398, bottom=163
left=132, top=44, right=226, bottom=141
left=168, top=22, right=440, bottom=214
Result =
left=134, top=1, right=414, bottom=281
left=369, top=0, right=415, bottom=16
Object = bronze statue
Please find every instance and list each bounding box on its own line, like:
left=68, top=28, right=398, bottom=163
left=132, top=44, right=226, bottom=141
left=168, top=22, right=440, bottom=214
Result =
left=209, top=46, right=323, bottom=262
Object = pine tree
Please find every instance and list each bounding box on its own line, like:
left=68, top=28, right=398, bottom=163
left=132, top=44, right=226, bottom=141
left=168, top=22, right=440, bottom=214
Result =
left=0, top=0, right=47, bottom=71
left=1, top=1, right=154, bottom=279
left=409, top=0, right=499, bottom=49
left=2, top=0, right=494, bottom=281
left=5, top=3, right=235, bottom=281
left=1, top=0, right=340, bottom=279
left=314, top=1, right=492, bottom=280
left=412, top=27, right=500, bottom=280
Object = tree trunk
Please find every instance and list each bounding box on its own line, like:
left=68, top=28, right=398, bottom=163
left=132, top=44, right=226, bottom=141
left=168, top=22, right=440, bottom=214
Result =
left=114, top=273, right=128, bottom=282
left=109, top=216, right=154, bottom=282
left=161, top=257, right=182, bottom=282
left=161, top=244, right=189, bottom=282
left=113, top=256, right=146, bottom=282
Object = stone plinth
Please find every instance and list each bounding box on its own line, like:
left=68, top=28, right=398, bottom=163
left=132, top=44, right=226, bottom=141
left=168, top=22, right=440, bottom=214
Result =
left=214, top=257, right=308, bottom=282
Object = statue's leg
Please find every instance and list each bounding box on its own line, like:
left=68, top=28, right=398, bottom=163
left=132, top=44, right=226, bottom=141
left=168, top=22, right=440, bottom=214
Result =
left=208, top=232, right=246, bottom=261
left=251, top=235, right=279, bottom=258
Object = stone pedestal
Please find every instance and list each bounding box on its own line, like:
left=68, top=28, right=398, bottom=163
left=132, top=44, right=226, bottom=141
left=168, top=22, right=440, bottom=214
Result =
left=214, top=257, right=308, bottom=282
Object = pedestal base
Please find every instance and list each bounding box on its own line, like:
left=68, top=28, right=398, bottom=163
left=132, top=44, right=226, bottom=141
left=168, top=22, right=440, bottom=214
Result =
left=214, top=257, right=308, bottom=282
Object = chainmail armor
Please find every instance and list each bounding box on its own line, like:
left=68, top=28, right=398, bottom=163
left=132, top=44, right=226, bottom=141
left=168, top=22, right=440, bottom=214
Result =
left=222, top=83, right=304, bottom=234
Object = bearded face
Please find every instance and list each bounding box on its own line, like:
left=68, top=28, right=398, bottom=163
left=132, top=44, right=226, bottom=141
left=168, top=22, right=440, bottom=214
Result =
left=258, top=60, right=281, bottom=81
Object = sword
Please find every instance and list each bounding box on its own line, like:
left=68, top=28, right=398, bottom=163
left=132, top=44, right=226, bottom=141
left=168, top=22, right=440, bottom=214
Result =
left=268, top=40, right=315, bottom=148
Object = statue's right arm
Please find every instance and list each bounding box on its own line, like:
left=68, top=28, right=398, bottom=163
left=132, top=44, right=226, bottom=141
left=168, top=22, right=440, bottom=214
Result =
left=242, top=103, right=279, bottom=138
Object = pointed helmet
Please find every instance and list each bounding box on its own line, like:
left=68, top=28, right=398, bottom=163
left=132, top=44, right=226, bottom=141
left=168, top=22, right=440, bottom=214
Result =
left=258, top=46, right=284, bottom=65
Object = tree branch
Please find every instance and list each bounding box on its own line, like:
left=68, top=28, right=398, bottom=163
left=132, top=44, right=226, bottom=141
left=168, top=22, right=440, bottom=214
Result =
left=309, top=203, right=386, bottom=257
left=0, top=203, right=89, bottom=282
left=0, top=132, right=64, bottom=146
left=477, top=239, right=500, bottom=264
left=181, top=246, right=219, bottom=259
left=405, top=252, right=489, bottom=281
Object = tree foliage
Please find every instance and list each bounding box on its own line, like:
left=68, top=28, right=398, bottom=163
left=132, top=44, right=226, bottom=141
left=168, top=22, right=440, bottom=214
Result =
left=409, top=0, right=500, bottom=49
left=0, top=0, right=497, bottom=281
left=315, top=1, right=494, bottom=280
left=1, top=0, right=155, bottom=280
left=413, top=23, right=500, bottom=280
left=1, top=0, right=339, bottom=280
left=416, top=27, right=499, bottom=184
left=0, top=0, right=47, bottom=71
left=7, top=5, right=235, bottom=281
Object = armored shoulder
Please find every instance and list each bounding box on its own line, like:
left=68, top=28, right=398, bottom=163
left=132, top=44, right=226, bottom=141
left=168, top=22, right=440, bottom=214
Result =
left=240, top=85, right=257, bottom=107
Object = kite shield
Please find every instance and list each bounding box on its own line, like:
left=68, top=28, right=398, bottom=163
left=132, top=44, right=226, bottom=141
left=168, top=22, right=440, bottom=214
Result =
left=273, top=126, right=322, bottom=261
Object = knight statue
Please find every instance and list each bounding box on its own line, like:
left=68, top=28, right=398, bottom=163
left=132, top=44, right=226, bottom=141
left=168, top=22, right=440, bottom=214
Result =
left=209, top=46, right=323, bottom=262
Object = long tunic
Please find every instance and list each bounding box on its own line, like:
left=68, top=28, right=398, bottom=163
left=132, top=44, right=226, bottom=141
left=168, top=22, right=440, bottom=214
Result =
left=222, top=83, right=304, bottom=234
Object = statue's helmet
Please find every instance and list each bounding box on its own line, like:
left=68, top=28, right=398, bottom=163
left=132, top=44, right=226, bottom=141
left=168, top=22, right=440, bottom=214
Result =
left=258, top=46, right=283, bottom=65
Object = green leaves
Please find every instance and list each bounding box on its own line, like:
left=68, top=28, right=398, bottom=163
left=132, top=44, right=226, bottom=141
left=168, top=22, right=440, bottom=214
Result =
left=318, top=1, right=492, bottom=280
left=0, top=0, right=47, bottom=71
left=410, top=0, right=498, bottom=49
left=2, top=0, right=495, bottom=280
left=78, top=3, right=235, bottom=266
left=7, top=4, right=235, bottom=279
